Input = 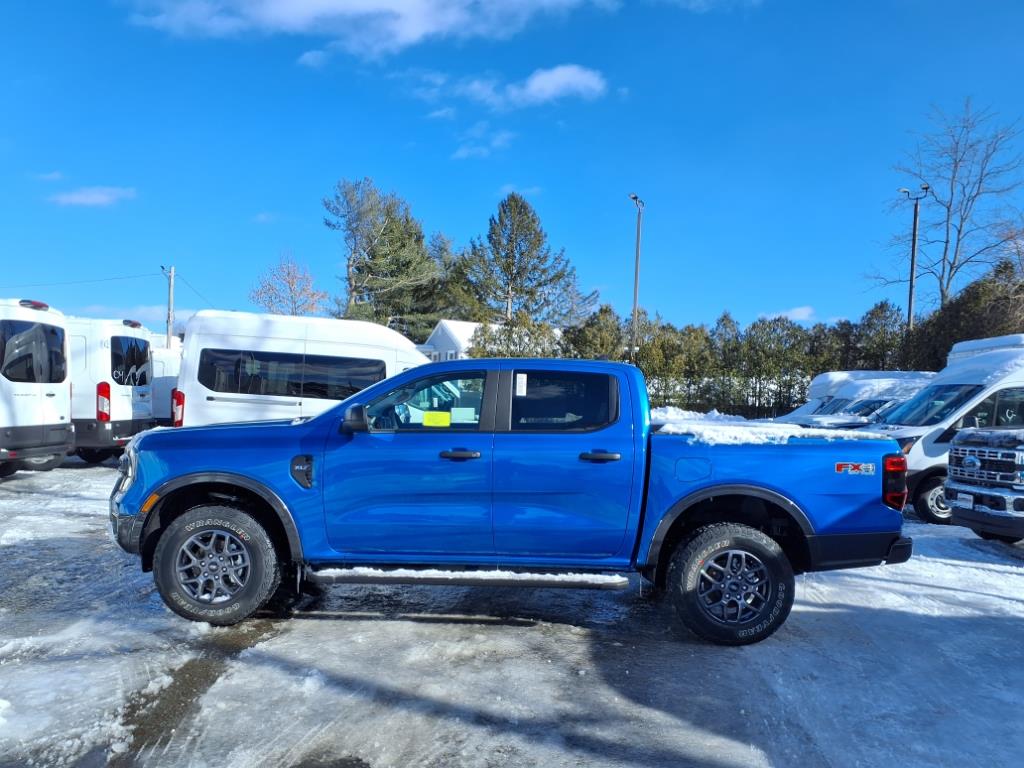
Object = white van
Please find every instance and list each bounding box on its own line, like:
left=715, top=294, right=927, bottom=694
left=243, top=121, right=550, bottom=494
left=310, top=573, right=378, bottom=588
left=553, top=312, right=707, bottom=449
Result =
left=65, top=317, right=154, bottom=463
left=790, top=374, right=935, bottom=428
left=868, top=334, right=1024, bottom=523
left=149, top=335, right=183, bottom=426
left=173, top=310, right=428, bottom=427
left=0, top=299, right=73, bottom=477
left=776, top=370, right=934, bottom=423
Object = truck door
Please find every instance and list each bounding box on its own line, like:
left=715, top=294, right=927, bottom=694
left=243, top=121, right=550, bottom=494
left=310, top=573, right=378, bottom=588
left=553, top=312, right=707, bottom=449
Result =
left=321, top=369, right=496, bottom=556
left=491, top=368, right=636, bottom=559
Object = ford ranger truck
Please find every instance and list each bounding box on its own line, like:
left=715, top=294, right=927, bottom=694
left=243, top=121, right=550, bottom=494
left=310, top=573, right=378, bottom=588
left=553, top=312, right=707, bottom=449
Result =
left=945, top=428, right=1024, bottom=544
left=110, top=359, right=912, bottom=645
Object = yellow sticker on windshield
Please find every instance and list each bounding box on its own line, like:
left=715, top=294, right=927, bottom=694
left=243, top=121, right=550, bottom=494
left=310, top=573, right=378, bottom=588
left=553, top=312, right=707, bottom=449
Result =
left=423, top=411, right=451, bottom=428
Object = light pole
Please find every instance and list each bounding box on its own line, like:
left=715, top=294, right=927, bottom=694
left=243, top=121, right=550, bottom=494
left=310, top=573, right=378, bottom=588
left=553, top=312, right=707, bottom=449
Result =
left=899, top=183, right=929, bottom=330
left=629, top=193, right=644, bottom=363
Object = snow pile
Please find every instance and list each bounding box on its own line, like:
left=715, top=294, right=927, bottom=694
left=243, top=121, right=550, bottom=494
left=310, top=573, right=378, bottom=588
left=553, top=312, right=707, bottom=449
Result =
left=935, top=347, right=1024, bottom=387
left=654, top=411, right=888, bottom=445
left=831, top=374, right=934, bottom=402
left=650, top=406, right=746, bottom=424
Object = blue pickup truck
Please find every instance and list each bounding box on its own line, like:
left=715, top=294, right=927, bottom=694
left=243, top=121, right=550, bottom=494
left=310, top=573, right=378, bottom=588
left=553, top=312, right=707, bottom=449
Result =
left=110, top=359, right=911, bottom=645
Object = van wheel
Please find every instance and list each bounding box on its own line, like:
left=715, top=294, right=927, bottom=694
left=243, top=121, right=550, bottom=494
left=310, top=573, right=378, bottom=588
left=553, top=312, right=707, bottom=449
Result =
left=0, top=462, right=18, bottom=478
left=22, top=454, right=65, bottom=471
left=913, top=477, right=952, bottom=524
left=153, top=505, right=280, bottom=626
left=666, top=523, right=795, bottom=645
left=77, top=449, right=115, bottom=464
left=974, top=530, right=1024, bottom=545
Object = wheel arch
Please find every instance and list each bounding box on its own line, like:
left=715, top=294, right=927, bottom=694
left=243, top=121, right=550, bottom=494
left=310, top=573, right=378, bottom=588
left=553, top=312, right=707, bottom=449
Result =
left=644, top=484, right=814, bottom=585
left=138, top=472, right=303, bottom=571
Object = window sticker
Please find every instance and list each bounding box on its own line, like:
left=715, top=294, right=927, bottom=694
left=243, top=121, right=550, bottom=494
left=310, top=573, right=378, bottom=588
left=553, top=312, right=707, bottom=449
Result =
left=423, top=411, right=452, bottom=428
left=515, top=373, right=528, bottom=397
left=450, top=407, right=477, bottom=424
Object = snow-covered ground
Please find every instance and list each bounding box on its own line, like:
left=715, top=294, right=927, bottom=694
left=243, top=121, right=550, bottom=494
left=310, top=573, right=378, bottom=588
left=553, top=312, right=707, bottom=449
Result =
left=2, top=461, right=1023, bottom=767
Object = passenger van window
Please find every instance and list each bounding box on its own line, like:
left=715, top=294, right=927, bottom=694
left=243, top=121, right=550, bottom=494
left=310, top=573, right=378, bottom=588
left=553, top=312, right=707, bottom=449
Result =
left=197, top=348, right=386, bottom=400
left=111, top=336, right=151, bottom=385
left=367, top=372, right=486, bottom=431
left=511, top=371, right=618, bottom=432
left=0, top=321, right=66, bottom=383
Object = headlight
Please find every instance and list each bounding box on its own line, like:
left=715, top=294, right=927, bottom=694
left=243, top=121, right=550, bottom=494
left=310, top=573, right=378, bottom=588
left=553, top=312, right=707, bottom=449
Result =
left=116, top=447, right=137, bottom=491
left=897, top=436, right=919, bottom=454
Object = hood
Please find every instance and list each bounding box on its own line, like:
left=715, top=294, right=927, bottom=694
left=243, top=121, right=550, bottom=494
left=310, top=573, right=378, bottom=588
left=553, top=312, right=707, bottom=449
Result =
left=133, top=418, right=305, bottom=451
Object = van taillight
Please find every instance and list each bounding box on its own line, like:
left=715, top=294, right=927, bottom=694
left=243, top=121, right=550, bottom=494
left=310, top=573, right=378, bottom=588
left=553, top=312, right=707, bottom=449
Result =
left=172, top=388, right=185, bottom=427
left=97, top=382, right=111, bottom=423
left=883, top=453, right=908, bottom=510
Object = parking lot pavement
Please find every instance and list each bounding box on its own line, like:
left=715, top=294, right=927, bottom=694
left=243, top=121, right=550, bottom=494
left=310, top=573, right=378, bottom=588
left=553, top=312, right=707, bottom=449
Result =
left=2, top=462, right=1023, bottom=768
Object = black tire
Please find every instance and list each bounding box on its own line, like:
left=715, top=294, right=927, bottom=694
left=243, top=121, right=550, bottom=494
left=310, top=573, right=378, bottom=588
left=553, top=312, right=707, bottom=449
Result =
left=21, top=454, right=65, bottom=472
left=153, top=505, right=280, bottom=626
left=913, top=476, right=952, bottom=524
left=667, top=523, right=795, bottom=646
left=77, top=448, right=115, bottom=465
left=974, top=529, right=1024, bottom=545
left=0, top=462, right=18, bottom=478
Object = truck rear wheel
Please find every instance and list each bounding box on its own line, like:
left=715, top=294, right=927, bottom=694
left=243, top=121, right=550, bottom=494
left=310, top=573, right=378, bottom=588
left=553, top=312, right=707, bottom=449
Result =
left=667, top=523, right=795, bottom=646
left=913, top=477, right=951, bottom=524
left=153, top=505, right=280, bottom=626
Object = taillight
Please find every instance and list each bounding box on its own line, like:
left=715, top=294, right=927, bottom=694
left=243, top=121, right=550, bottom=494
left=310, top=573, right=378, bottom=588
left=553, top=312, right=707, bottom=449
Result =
left=883, top=453, right=908, bottom=510
left=172, top=388, right=185, bottom=427
left=97, top=382, right=111, bottom=423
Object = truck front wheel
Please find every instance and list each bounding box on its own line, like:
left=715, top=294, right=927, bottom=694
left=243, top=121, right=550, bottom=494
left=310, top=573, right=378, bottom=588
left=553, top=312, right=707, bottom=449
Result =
left=913, top=477, right=951, bottom=524
left=667, top=523, right=795, bottom=646
left=152, top=505, right=280, bottom=626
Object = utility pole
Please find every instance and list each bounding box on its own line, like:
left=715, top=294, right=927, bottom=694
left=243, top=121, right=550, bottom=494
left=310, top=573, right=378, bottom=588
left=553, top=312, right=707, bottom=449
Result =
left=628, top=194, right=644, bottom=364
left=899, top=184, right=929, bottom=330
left=161, top=265, right=175, bottom=344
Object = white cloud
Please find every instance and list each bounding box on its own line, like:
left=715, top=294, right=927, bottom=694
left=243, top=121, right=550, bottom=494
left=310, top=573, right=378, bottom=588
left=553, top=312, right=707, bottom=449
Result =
left=49, top=187, right=136, bottom=207
left=74, top=304, right=197, bottom=331
left=762, top=305, right=816, bottom=322
left=296, top=49, right=328, bottom=67
left=133, top=0, right=614, bottom=57
left=427, top=106, right=456, bottom=120
left=36, top=170, right=63, bottom=181
left=252, top=211, right=277, bottom=223
left=452, top=122, right=515, bottom=160
left=458, top=64, right=607, bottom=110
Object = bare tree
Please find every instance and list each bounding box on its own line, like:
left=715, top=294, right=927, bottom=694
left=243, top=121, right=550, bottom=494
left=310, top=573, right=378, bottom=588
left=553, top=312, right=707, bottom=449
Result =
left=249, top=254, right=328, bottom=316
left=891, top=100, right=1022, bottom=306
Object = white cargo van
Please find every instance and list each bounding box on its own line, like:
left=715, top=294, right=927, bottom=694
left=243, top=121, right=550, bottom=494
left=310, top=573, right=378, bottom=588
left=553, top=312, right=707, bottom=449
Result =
left=868, top=334, right=1024, bottom=523
left=790, top=374, right=935, bottom=428
left=0, top=299, right=73, bottom=477
left=173, top=310, right=428, bottom=427
left=776, top=370, right=934, bottom=423
left=65, top=317, right=154, bottom=463
left=150, top=335, right=183, bottom=426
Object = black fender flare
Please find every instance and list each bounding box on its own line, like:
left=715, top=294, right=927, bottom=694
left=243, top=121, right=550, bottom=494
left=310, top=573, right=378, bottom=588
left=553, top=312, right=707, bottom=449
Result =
left=143, top=471, right=304, bottom=563
left=643, top=483, right=813, bottom=567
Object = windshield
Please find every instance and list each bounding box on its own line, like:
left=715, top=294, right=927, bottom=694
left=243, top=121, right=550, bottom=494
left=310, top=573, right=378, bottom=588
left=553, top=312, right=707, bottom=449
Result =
left=879, top=384, right=982, bottom=427
left=817, top=398, right=851, bottom=415
left=846, top=398, right=889, bottom=416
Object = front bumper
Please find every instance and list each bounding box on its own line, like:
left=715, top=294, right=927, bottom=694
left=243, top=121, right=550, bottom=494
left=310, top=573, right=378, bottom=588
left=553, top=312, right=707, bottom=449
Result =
left=946, top=481, right=1024, bottom=538
left=806, top=532, right=913, bottom=571
left=74, top=419, right=153, bottom=449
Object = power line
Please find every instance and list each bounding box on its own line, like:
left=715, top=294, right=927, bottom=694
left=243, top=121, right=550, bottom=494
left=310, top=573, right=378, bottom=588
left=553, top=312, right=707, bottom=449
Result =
left=176, top=273, right=216, bottom=307
left=0, top=272, right=162, bottom=290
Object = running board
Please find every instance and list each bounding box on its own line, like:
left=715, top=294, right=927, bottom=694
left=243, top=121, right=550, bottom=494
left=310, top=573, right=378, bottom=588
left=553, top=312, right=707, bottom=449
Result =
left=305, top=566, right=631, bottom=591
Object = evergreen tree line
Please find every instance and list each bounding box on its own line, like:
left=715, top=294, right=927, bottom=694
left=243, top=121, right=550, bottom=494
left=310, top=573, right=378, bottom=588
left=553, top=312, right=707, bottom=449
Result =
left=250, top=175, right=1024, bottom=418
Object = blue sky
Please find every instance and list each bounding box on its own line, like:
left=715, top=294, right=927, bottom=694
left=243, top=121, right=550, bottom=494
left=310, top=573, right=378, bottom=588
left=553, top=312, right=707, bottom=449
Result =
left=2, top=0, right=1023, bottom=334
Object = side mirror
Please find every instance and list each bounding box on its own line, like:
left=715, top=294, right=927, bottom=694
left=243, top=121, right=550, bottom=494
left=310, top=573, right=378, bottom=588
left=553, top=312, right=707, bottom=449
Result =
left=341, top=404, right=369, bottom=433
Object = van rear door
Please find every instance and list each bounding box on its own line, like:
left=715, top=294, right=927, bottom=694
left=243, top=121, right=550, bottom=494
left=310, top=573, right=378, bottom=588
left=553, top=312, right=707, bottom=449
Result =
left=0, top=320, right=69, bottom=448
left=111, top=335, right=152, bottom=422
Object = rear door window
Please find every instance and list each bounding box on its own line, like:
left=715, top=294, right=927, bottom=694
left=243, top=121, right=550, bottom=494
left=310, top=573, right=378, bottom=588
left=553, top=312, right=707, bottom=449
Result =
left=111, top=336, right=151, bottom=385
left=0, top=321, right=66, bottom=383
left=510, top=370, right=618, bottom=432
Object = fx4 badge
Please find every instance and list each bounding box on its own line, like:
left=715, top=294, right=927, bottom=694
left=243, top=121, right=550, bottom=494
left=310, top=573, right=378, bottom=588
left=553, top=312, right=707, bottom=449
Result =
left=836, top=462, right=876, bottom=475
